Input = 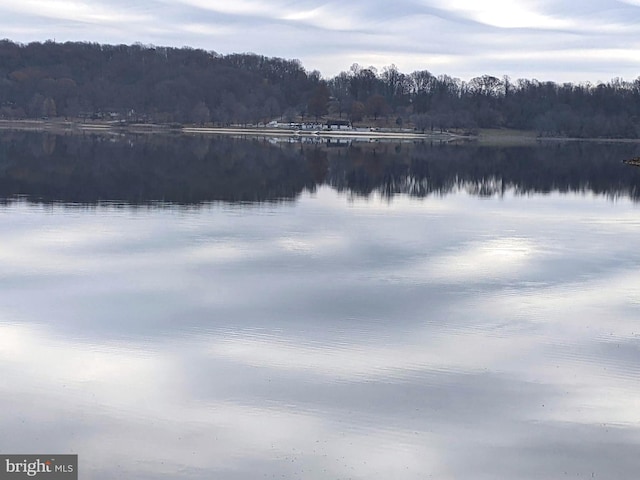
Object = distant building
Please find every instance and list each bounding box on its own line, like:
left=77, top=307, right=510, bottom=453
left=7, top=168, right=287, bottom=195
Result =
left=325, top=119, right=352, bottom=130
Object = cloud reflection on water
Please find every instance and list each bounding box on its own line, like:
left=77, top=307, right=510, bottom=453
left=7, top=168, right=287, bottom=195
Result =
left=1, top=183, right=640, bottom=478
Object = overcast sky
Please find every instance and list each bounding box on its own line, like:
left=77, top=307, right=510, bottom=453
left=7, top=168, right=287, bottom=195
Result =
left=2, top=0, right=640, bottom=83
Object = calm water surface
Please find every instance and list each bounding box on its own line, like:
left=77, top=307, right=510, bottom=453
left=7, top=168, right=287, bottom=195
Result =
left=1, top=133, right=640, bottom=479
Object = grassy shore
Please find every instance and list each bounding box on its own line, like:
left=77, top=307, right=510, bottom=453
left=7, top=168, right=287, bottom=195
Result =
left=477, top=128, right=539, bottom=145
left=478, top=127, right=640, bottom=144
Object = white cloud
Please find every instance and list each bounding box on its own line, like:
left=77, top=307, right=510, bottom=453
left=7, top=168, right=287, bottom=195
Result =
left=171, top=0, right=276, bottom=17
left=281, top=7, right=358, bottom=31
left=2, top=0, right=151, bottom=24
left=429, top=0, right=571, bottom=29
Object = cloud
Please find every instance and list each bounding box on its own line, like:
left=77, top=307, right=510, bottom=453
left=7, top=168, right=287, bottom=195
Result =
left=1, top=0, right=640, bottom=80
left=428, top=0, right=572, bottom=29
left=2, top=0, right=152, bottom=25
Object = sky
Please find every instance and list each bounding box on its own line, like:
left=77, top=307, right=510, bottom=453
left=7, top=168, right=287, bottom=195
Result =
left=1, top=0, right=640, bottom=83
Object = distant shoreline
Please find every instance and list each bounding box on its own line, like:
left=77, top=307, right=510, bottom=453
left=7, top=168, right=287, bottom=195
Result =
left=0, top=119, right=458, bottom=141
left=3, top=119, right=640, bottom=144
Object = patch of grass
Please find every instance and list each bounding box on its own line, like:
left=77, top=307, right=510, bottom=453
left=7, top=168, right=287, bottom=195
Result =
left=477, top=128, right=539, bottom=145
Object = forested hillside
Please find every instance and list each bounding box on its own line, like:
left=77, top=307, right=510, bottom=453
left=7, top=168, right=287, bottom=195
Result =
left=2, top=40, right=640, bottom=138
left=0, top=40, right=321, bottom=125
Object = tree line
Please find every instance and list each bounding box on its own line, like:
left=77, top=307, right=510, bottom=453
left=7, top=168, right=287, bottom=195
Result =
left=2, top=40, right=640, bottom=138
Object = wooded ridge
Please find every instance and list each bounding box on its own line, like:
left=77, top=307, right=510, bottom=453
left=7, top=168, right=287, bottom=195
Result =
left=2, top=40, right=640, bottom=138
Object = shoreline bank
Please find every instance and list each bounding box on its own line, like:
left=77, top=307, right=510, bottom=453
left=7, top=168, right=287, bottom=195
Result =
left=4, top=119, right=640, bottom=144
left=0, top=119, right=458, bottom=141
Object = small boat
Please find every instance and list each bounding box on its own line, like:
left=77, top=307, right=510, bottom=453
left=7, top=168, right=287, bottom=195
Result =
left=623, top=157, right=640, bottom=166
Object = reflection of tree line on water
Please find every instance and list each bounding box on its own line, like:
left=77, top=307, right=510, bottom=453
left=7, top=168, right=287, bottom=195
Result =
left=1, top=132, right=640, bottom=204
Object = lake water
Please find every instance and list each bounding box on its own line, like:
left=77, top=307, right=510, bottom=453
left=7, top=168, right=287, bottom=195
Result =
left=1, top=132, right=640, bottom=479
